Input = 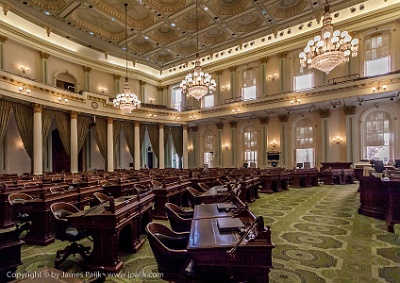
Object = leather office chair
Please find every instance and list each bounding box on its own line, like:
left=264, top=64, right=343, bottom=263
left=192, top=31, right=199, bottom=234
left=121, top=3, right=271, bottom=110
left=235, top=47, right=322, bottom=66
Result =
left=134, top=184, right=150, bottom=194
left=197, top=182, right=210, bottom=192
left=93, top=192, right=110, bottom=204
left=49, top=187, right=66, bottom=194
left=145, top=222, right=190, bottom=282
left=151, top=179, right=163, bottom=189
left=186, top=187, right=203, bottom=208
left=165, top=203, right=193, bottom=232
left=50, top=202, right=91, bottom=268
left=8, top=192, right=33, bottom=234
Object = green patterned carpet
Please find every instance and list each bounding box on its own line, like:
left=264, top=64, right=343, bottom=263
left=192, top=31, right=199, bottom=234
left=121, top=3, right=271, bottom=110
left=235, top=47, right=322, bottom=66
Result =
left=17, top=183, right=400, bottom=283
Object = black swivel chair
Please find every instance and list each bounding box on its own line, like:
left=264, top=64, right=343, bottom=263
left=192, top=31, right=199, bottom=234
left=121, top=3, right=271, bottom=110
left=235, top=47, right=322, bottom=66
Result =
left=165, top=203, right=193, bottom=232
left=145, top=222, right=190, bottom=282
left=8, top=192, right=33, bottom=235
left=50, top=202, right=91, bottom=268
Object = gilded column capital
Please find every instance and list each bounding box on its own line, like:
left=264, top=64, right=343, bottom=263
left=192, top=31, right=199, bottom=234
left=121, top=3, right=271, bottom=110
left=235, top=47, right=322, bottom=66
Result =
left=279, top=114, right=289, bottom=123
left=83, top=66, right=92, bottom=73
left=70, top=111, right=78, bottom=119
left=229, top=66, right=237, bottom=73
left=159, top=123, right=164, bottom=130
left=344, top=106, right=356, bottom=115
left=229, top=120, right=237, bottom=128
left=107, top=117, right=114, bottom=124
left=259, top=57, right=268, bottom=64
left=0, top=35, right=8, bottom=43
left=183, top=124, right=188, bottom=131
left=140, top=80, right=147, bottom=86
left=134, top=121, right=140, bottom=127
left=157, top=86, right=163, bottom=91
left=190, top=126, right=198, bottom=133
left=216, top=122, right=224, bottom=130
left=39, top=51, right=50, bottom=59
left=114, top=74, right=121, bottom=80
left=33, top=103, right=43, bottom=113
left=319, top=109, right=331, bottom=118
left=216, top=70, right=223, bottom=76
left=259, top=116, right=269, bottom=125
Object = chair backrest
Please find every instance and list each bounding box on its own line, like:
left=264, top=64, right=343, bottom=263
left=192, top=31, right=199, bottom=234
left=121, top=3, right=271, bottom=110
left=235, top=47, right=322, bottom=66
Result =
left=197, top=182, right=210, bottom=192
left=134, top=184, right=149, bottom=194
left=8, top=192, right=33, bottom=206
left=50, top=202, right=80, bottom=238
left=186, top=187, right=202, bottom=208
left=93, top=192, right=109, bottom=204
left=50, top=187, right=66, bottom=194
left=165, top=203, right=193, bottom=232
left=151, top=180, right=163, bottom=189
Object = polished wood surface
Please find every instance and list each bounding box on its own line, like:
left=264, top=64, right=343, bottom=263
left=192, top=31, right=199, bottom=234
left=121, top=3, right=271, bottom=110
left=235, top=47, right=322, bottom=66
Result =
left=0, top=228, right=23, bottom=282
left=67, top=193, right=154, bottom=272
left=188, top=208, right=274, bottom=283
left=320, top=162, right=353, bottom=171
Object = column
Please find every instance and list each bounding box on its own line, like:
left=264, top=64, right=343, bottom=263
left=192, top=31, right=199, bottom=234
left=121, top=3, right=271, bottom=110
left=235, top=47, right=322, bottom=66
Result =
left=191, top=126, right=198, bottom=168
left=259, top=57, right=267, bottom=97
left=279, top=114, right=290, bottom=168
left=278, top=52, right=288, bottom=93
left=229, top=121, right=237, bottom=167
left=70, top=111, right=78, bottom=173
left=229, top=66, right=237, bottom=100
left=216, top=70, right=223, bottom=105
left=320, top=109, right=331, bottom=162
left=216, top=122, right=223, bottom=167
left=182, top=125, right=189, bottom=169
left=134, top=121, right=140, bottom=170
left=107, top=117, right=114, bottom=172
left=140, top=80, right=146, bottom=102
left=344, top=106, right=356, bottom=162
left=114, top=74, right=121, bottom=95
left=162, top=86, right=169, bottom=108
left=158, top=124, right=165, bottom=169
left=39, top=52, right=50, bottom=85
left=156, top=86, right=163, bottom=106
left=0, top=35, right=6, bottom=70
left=260, top=116, right=269, bottom=168
left=83, top=66, right=91, bottom=92
left=33, top=104, right=43, bottom=175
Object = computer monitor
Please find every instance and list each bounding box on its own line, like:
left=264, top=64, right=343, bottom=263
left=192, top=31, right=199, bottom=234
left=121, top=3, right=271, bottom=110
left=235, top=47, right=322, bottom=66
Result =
left=395, top=159, right=400, bottom=168
left=373, top=160, right=384, bottom=173
left=243, top=162, right=248, bottom=168
left=296, top=162, right=303, bottom=169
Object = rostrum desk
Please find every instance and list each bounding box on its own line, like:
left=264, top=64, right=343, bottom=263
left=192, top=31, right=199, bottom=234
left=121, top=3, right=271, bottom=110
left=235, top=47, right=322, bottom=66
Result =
left=188, top=206, right=274, bottom=283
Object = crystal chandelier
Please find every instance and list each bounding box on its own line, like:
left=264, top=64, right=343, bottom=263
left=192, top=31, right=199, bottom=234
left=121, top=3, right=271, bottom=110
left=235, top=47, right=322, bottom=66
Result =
left=180, top=1, right=216, bottom=100
left=299, top=4, right=359, bottom=74
left=113, top=3, right=141, bottom=114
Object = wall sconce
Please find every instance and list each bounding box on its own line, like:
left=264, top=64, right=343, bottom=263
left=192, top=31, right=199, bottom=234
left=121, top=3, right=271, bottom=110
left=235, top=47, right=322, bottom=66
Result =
left=173, top=116, right=180, bottom=120
left=290, top=98, right=301, bottom=104
left=332, top=137, right=343, bottom=144
left=100, top=88, right=107, bottom=94
left=189, top=115, right=196, bottom=119
left=223, top=144, right=229, bottom=150
left=270, top=140, right=278, bottom=148
left=268, top=74, right=277, bottom=81
left=188, top=145, right=193, bottom=151
left=20, top=66, right=30, bottom=73
left=148, top=98, right=155, bottom=104
left=221, top=85, right=230, bottom=91
left=231, top=108, right=240, bottom=114
left=58, top=97, right=68, bottom=104
left=18, top=86, right=31, bottom=93
left=372, top=85, right=387, bottom=92
left=149, top=113, right=157, bottom=118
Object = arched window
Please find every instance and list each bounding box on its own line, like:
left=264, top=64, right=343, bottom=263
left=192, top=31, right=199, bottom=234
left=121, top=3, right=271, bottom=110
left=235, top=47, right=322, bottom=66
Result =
left=203, top=129, right=215, bottom=168
left=294, top=118, right=315, bottom=168
left=362, top=110, right=392, bottom=162
left=241, top=68, right=256, bottom=100
left=243, top=125, right=258, bottom=167
left=294, top=51, right=313, bottom=91
left=364, top=32, right=391, bottom=76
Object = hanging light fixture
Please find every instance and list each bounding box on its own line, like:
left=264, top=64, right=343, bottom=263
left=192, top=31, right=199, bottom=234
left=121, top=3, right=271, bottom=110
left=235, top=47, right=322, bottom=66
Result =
left=180, top=0, right=216, bottom=100
left=299, top=4, right=359, bottom=74
left=113, top=2, right=141, bottom=114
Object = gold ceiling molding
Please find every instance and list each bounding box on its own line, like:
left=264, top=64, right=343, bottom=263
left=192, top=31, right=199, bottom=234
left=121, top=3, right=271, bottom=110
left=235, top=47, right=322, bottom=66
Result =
left=268, top=0, right=309, bottom=19
left=210, top=0, right=250, bottom=16
left=201, top=28, right=229, bottom=45
left=230, top=13, right=264, bottom=33
left=149, top=25, right=180, bottom=43
left=151, top=52, right=174, bottom=63
left=178, top=10, right=209, bottom=31
left=169, top=41, right=197, bottom=55
left=129, top=38, right=154, bottom=53
left=145, top=0, right=187, bottom=13
left=30, top=0, right=63, bottom=11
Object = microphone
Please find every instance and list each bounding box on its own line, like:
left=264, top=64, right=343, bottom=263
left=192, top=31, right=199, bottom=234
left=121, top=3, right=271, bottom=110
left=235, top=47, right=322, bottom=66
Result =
left=227, top=216, right=263, bottom=257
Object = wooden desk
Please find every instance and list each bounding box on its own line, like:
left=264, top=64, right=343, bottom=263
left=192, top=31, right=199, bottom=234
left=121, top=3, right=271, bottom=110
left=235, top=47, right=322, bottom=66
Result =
left=320, top=162, right=353, bottom=171
left=0, top=228, right=23, bottom=282
left=289, top=169, right=319, bottom=188
left=187, top=210, right=274, bottom=283
left=193, top=203, right=234, bottom=219
left=67, top=194, right=153, bottom=272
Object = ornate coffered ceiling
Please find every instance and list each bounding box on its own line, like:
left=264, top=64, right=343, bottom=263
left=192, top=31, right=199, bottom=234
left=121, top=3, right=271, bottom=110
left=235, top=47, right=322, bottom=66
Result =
left=2, top=0, right=366, bottom=70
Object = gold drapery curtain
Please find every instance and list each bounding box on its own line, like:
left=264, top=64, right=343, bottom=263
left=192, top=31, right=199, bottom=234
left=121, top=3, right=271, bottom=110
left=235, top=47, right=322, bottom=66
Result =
left=0, top=100, right=12, bottom=144
left=171, top=126, right=183, bottom=159
left=122, top=121, right=134, bottom=158
left=113, top=120, right=122, bottom=148
left=53, top=111, right=71, bottom=156
left=77, top=115, right=92, bottom=153
left=164, top=126, right=170, bottom=148
left=93, top=117, right=107, bottom=160
left=140, top=123, right=146, bottom=145
left=11, top=103, right=34, bottom=160
left=42, top=109, right=53, bottom=147
left=147, top=123, right=159, bottom=160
